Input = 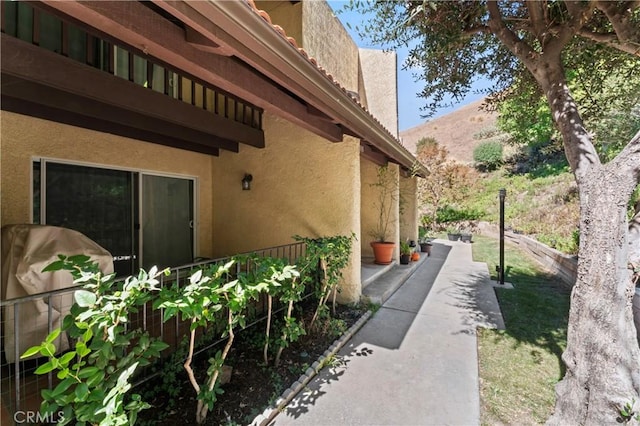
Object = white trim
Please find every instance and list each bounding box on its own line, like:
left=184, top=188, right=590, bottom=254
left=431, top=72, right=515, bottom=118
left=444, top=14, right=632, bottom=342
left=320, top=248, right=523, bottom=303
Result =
left=32, top=156, right=198, bottom=181
left=31, top=157, right=199, bottom=271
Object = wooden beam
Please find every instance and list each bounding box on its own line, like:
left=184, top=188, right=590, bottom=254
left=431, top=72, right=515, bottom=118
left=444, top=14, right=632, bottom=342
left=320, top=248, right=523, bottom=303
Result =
left=1, top=35, right=258, bottom=149
left=2, top=96, right=220, bottom=156
left=2, top=73, right=237, bottom=153
left=360, top=143, right=388, bottom=167
left=35, top=0, right=344, bottom=143
left=185, top=26, right=232, bottom=56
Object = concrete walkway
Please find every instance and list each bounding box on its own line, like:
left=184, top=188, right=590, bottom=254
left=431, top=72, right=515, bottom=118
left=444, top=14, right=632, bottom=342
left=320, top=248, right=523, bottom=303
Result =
left=269, top=239, right=506, bottom=426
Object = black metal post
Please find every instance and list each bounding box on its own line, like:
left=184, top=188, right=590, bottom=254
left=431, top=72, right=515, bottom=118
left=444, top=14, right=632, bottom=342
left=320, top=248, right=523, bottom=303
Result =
left=499, top=188, right=506, bottom=285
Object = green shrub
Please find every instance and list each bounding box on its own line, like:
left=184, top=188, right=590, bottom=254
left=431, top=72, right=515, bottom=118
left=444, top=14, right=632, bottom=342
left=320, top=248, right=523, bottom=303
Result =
left=436, top=205, right=485, bottom=223
left=474, top=141, right=504, bottom=171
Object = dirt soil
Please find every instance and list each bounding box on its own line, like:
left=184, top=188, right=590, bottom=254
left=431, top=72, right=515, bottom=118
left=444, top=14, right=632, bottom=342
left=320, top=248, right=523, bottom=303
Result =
left=399, top=98, right=498, bottom=163
left=137, top=301, right=367, bottom=425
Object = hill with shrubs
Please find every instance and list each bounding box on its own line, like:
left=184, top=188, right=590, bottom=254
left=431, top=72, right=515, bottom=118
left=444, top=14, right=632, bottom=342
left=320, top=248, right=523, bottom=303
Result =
left=405, top=101, right=580, bottom=254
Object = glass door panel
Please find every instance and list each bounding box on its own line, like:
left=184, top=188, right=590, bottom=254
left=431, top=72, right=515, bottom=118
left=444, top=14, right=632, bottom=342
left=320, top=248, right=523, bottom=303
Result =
left=43, top=162, right=137, bottom=276
left=141, top=175, right=193, bottom=270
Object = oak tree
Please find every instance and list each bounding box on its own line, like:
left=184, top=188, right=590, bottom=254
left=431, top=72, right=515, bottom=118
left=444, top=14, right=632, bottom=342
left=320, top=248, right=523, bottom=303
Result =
left=349, top=1, right=640, bottom=423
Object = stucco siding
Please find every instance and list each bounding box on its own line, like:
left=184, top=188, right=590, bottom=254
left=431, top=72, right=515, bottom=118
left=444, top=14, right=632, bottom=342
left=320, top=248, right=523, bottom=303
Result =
left=254, top=1, right=303, bottom=43
left=0, top=111, right=215, bottom=258
left=211, top=112, right=362, bottom=302
left=400, top=176, right=419, bottom=244
left=301, top=1, right=359, bottom=92
left=360, top=48, right=398, bottom=137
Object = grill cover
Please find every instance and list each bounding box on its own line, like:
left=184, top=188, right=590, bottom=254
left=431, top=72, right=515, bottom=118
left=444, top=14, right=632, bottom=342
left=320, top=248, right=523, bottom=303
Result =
left=1, top=224, right=113, bottom=362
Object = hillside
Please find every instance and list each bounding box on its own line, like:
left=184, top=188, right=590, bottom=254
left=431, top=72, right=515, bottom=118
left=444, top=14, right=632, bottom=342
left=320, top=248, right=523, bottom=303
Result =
left=401, top=99, right=579, bottom=254
left=399, top=98, right=498, bottom=163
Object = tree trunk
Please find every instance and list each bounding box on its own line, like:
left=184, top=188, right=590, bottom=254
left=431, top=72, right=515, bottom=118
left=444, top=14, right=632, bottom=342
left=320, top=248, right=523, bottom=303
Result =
left=539, top=63, right=640, bottom=424
left=548, top=172, right=640, bottom=425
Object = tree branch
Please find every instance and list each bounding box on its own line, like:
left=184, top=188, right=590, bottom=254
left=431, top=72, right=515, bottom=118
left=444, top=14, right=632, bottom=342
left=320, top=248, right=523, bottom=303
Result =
left=595, top=1, right=640, bottom=42
left=544, top=1, right=593, bottom=57
left=486, top=1, right=537, bottom=69
left=526, top=1, right=547, bottom=43
left=610, top=130, right=640, bottom=186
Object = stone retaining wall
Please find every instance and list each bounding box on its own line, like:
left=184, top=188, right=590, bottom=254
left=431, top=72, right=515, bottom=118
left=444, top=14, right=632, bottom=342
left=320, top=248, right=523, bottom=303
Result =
left=477, top=222, right=577, bottom=288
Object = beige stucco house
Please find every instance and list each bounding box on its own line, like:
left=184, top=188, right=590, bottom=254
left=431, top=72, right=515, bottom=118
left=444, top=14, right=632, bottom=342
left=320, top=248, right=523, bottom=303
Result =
left=1, top=0, right=424, bottom=304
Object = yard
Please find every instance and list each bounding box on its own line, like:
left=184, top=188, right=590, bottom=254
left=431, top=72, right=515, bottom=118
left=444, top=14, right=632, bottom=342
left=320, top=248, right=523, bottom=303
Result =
left=473, top=235, right=571, bottom=424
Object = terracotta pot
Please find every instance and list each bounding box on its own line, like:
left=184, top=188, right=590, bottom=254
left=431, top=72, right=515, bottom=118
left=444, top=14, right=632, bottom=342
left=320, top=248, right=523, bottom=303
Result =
left=370, top=241, right=395, bottom=265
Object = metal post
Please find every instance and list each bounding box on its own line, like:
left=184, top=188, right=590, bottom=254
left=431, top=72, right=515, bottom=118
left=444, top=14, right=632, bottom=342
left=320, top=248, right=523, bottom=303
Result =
left=499, top=188, right=506, bottom=285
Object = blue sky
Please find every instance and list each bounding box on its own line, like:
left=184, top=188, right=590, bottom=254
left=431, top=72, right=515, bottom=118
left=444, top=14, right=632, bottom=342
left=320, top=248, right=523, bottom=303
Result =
left=328, top=2, right=492, bottom=131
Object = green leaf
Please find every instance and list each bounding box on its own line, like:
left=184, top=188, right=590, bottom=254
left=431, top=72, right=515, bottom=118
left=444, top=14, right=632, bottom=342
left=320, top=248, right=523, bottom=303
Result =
left=75, top=382, right=89, bottom=401
left=21, top=345, right=43, bottom=359
left=58, top=351, right=76, bottom=366
left=45, top=328, right=62, bottom=344
left=34, top=361, right=56, bottom=375
left=52, top=377, right=75, bottom=397
left=74, top=290, right=97, bottom=307
left=42, top=258, right=67, bottom=272
left=78, top=366, right=99, bottom=379
left=86, top=370, right=105, bottom=387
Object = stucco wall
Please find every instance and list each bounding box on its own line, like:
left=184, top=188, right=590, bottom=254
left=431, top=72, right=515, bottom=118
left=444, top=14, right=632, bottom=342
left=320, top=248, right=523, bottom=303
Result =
left=0, top=111, right=215, bottom=258
left=400, top=176, right=419, bottom=243
left=360, top=160, right=400, bottom=259
left=254, top=1, right=303, bottom=43
left=211, top=112, right=362, bottom=303
left=359, top=48, right=398, bottom=137
left=301, top=1, right=359, bottom=92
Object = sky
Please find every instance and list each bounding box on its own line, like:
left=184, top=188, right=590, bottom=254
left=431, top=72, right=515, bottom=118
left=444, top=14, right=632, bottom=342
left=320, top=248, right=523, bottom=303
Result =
left=327, top=2, right=493, bottom=132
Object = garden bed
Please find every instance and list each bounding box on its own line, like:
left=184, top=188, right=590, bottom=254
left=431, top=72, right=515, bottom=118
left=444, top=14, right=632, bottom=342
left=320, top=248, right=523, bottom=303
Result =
left=137, top=300, right=368, bottom=425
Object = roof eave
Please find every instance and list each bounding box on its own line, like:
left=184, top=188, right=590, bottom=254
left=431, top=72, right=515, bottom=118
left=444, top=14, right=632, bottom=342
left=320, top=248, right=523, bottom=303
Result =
left=203, top=0, right=427, bottom=176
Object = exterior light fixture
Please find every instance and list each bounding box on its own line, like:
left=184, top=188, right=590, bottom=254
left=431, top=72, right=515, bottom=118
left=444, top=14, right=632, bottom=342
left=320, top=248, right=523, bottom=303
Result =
left=242, top=173, right=253, bottom=190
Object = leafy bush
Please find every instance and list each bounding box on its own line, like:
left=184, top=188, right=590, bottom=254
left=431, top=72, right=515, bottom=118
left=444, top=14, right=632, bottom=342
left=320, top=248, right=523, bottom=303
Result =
left=473, top=125, right=502, bottom=140
left=436, top=205, right=485, bottom=223
left=473, top=141, right=504, bottom=171
left=23, top=256, right=169, bottom=426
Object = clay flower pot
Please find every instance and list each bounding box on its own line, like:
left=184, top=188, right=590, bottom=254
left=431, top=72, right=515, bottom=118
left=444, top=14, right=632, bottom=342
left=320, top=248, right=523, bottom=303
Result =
left=370, top=241, right=395, bottom=265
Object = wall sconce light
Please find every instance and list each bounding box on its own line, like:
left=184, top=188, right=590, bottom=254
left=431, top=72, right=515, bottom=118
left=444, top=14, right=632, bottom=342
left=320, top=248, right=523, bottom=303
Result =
left=242, top=173, right=253, bottom=190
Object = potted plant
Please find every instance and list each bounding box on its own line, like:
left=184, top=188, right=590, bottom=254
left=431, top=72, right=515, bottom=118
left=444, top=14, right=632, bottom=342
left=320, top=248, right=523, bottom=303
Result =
left=447, top=226, right=461, bottom=241
left=400, top=241, right=411, bottom=265
left=460, top=231, right=473, bottom=243
left=369, top=165, right=398, bottom=264
left=419, top=239, right=433, bottom=256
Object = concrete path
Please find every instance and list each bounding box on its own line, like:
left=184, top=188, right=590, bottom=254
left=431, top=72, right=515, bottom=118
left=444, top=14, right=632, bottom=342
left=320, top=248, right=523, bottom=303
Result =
left=270, top=239, right=505, bottom=426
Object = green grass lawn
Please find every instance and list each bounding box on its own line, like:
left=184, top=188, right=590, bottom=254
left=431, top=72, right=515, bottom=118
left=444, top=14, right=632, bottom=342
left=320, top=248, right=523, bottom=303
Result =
left=473, top=235, right=571, bottom=424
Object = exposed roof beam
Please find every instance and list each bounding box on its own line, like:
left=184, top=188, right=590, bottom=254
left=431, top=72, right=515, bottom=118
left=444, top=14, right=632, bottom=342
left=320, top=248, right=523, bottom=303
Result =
left=1, top=35, right=256, bottom=151
left=168, top=1, right=426, bottom=175
left=37, top=0, right=343, bottom=143
left=185, top=27, right=232, bottom=56
left=2, top=96, right=221, bottom=156
left=360, top=143, right=388, bottom=167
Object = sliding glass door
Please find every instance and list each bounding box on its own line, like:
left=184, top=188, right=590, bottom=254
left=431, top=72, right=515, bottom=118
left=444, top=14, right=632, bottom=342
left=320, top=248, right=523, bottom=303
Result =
left=35, top=160, right=194, bottom=276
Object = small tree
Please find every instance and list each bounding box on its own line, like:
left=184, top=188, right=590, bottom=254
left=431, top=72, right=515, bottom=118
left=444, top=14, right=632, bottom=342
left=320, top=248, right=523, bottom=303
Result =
left=241, top=255, right=302, bottom=366
left=22, top=255, right=169, bottom=426
left=369, top=165, right=398, bottom=242
left=156, top=261, right=264, bottom=424
left=415, top=138, right=474, bottom=230
left=294, top=234, right=355, bottom=331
